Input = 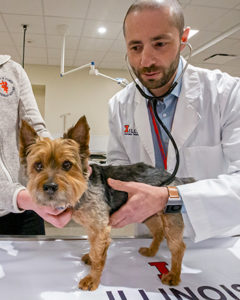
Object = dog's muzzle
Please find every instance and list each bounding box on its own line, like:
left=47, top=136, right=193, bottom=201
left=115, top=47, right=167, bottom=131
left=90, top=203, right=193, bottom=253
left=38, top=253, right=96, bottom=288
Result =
left=43, top=182, right=58, bottom=195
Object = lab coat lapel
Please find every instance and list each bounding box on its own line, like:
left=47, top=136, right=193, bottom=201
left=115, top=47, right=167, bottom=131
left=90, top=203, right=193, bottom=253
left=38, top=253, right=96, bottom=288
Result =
left=167, top=65, right=202, bottom=172
left=134, top=91, right=155, bottom=166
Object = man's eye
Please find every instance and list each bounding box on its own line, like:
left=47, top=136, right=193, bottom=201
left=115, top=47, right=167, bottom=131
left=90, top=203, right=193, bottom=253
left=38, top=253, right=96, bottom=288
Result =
left=130, top=45, right=142, bottom=52
left=62, top=160, right=72, bottom=171
left=34, top=162, right=43, bottom=172
left=155, top=42, right=166, bottom=47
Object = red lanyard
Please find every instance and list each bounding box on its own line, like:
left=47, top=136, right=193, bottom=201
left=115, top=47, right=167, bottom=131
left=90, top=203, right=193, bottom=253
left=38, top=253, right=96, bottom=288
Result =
left=148, top=101, right=167, bottom=170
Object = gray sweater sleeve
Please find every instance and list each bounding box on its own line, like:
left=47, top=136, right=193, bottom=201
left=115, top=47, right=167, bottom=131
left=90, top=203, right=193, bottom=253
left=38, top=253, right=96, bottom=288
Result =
left=0, top=59, right=50, bottom=216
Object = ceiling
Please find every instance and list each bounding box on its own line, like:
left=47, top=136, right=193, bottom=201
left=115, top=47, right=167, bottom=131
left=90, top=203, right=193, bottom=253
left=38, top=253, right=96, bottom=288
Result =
left=0, top=0, right=240, bottom=76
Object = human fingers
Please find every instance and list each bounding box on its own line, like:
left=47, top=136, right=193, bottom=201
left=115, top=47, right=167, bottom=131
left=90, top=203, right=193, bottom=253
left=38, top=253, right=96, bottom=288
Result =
left=109, top=200, right=138, bottom=228
left=42, top=204, right=74, bottom=215
left=42, top=206, right=66, bottom=216
left=107, top=178, right=136, bottom=193
left=49, top=208, right=73, bottom=228
left=36, top=207, right=73, bottom=228
left=109, top=208, right=129, bottom=228
left=110, top=217, right=129, bottom=228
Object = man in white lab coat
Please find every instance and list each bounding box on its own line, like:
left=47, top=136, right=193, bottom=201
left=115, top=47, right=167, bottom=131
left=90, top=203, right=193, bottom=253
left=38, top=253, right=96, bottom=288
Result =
left=107, top=0, right=240, bottom=242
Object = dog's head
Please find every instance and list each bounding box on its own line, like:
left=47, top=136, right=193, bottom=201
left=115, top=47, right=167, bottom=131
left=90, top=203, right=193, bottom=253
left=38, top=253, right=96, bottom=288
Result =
left=19, top=116, right=90, bottom=209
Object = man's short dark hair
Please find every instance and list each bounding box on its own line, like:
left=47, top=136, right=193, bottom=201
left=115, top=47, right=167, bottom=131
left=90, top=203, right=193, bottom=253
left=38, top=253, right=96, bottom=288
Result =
left=123, top=0, right=185, bottom=38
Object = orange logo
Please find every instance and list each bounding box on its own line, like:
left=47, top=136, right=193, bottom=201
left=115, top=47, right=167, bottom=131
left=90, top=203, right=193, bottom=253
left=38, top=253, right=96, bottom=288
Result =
left=0, top=77, right=15, bottom=97
left=0, top=80, right=8, bottom=93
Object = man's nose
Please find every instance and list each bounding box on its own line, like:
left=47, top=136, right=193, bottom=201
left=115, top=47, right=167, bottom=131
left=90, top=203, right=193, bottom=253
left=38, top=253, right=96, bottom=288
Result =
left=140, top=45, right=156, bottom=67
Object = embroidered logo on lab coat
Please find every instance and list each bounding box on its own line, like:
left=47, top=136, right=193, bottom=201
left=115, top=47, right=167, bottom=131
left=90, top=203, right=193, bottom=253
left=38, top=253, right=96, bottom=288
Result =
left=0, top=77, right=15, bottom=97
left=123, top=125, right=139, bottom=136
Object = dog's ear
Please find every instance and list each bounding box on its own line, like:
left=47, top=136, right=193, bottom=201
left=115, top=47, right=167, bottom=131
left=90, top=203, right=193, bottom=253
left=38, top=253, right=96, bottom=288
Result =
left=63, top=116, right=90, bottom=174
left=64, top=115, right=90, bottom=152
left=64, top=116, right=90, bottom=174
left=19, top=120, right=38, bottom=159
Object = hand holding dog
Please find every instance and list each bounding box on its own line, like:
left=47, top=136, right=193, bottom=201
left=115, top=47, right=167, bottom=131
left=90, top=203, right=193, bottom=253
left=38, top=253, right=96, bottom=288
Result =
left=17, top=189, right=73, bottom=228
left=108, top=178, right=169, bottom=228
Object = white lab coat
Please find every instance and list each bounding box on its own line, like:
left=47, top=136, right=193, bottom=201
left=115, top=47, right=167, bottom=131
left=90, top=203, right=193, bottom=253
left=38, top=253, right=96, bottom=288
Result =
left=107, top=61, right=240, bottom=242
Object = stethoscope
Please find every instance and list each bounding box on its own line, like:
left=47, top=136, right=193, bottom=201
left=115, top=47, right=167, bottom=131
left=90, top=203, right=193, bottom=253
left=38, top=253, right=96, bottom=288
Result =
left=125, top=41, right=192, bottom=186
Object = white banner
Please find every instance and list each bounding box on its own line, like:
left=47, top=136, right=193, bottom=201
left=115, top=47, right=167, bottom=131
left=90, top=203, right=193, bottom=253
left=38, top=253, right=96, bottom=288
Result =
left=0, top=237, right=239, bottom=299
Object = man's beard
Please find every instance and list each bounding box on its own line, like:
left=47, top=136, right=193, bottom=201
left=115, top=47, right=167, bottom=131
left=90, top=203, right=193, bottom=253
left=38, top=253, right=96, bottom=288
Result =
left=132, top=52, right=180, bottom=91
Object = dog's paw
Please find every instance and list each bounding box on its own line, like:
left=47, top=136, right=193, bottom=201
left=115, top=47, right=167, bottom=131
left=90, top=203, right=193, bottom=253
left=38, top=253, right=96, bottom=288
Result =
left=161, top=272, right=180, bottom=286
left=81, top=253, right=91, bottom=265
left=79, top=275, right=99, bottom=291
left=138, top=247, right=155, bottom=257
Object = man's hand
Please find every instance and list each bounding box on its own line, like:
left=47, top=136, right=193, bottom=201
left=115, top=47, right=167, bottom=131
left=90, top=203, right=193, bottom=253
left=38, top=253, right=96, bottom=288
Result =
left=108, top=178, right=169, bottom=228
left=17, top=189, right=73, bottom=228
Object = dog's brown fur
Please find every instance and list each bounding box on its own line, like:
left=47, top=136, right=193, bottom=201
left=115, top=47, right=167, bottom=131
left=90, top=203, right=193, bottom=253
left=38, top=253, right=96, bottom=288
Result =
left=19, top=116, right=186, bottom=290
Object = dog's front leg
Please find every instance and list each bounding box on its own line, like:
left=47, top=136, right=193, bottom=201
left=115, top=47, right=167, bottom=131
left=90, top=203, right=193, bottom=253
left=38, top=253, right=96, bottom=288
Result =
left=79, top=225, right=111, bottom=291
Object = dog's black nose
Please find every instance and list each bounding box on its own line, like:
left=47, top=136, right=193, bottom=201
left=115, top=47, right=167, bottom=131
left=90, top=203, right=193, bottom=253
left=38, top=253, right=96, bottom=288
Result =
left=43, top=183, right=58, bottom=195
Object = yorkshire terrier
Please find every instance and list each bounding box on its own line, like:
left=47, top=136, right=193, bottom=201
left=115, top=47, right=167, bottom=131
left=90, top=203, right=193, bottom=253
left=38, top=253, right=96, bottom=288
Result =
left=19, top=116, right=190, bottom=291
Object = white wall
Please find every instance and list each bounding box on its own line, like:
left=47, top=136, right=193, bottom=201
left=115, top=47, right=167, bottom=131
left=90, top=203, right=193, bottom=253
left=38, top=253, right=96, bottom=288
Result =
left=25, top=64, right=130, bottom=152
left=32, top=84, right=45, bottom=119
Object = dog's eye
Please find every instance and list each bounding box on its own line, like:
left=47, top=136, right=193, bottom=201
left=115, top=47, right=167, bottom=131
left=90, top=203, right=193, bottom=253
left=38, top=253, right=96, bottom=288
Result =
left=34, top=162, right=43, bottom=172
left=62, top=160, right=72, bottom=171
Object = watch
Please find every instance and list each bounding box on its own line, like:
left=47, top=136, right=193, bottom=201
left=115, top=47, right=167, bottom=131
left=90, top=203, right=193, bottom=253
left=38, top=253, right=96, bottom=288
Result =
left=164, top=186, right=183, bottom=214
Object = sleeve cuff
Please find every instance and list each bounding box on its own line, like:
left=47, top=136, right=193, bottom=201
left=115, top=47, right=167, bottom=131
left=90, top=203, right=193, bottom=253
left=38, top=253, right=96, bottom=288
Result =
left=13, top=186, right=26, bottom=213
left=176, top=186, right=186, bottom=213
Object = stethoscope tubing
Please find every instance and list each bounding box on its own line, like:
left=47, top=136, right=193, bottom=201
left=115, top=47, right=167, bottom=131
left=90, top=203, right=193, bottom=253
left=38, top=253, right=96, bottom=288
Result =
left=125, top=42, right=192, bottom=185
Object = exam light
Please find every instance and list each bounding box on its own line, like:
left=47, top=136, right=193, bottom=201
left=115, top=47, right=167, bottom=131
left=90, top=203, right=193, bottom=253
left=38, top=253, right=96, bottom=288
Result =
left=58, top=24, right=129, bottom=88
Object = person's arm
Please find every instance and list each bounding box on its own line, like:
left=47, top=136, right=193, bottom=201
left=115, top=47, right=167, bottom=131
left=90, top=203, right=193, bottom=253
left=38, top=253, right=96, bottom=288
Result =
left=0, top=62, right=72, bottom=227
left=16, top=65, right=72, bottom=226
left=177, top=77, right=240, bottom=242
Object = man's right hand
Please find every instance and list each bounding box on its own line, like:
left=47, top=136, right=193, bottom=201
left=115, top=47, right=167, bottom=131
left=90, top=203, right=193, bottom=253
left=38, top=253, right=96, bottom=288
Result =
left=17, top=189, right=73, bottom=228
left=108, top=178, right=169, bottom=228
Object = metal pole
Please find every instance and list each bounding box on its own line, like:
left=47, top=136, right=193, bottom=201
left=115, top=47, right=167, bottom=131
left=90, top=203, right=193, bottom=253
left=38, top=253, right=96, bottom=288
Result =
left=22, top=24, right=28, bottom=68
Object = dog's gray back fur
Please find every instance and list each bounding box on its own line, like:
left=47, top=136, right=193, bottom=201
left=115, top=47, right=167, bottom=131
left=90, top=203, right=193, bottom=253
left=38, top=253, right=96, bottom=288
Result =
left=76, top=162, right=193, bottom=215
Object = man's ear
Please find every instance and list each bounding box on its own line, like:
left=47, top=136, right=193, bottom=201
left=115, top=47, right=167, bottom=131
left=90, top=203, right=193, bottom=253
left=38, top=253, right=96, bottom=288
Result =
left=19, top=120, right=38, bottom=159
left=64, top=115, right=90, bottom=158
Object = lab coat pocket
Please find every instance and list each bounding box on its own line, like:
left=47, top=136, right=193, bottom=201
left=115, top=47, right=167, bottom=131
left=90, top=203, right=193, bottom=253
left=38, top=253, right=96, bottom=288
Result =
left=184, top=144, right=225, bottom=180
